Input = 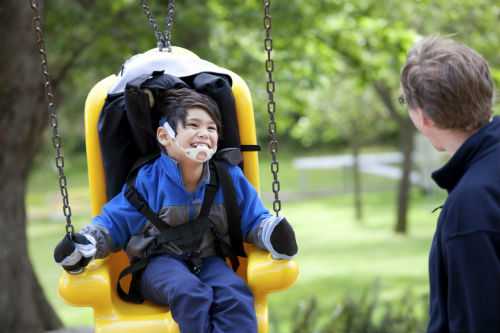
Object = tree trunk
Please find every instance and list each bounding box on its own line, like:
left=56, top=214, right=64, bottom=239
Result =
left=351, top=134, right=363, bottom=222
left=372, top=81, right=416, bottom=235
left=0, top=1, right=63, bottom=332
left=394, top=121, right=416, bottom=234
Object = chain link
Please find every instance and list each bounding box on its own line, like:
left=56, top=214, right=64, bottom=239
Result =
left=263, top=0, right=281, bottom=216
left=30, top=0, right=74, bottom=236
left=164, top=0, right=176, bottom=51
left=141, top=0, right=176, bottom=52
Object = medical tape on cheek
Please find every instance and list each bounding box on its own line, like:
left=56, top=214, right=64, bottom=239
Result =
left=163, top=122, right=177, bottom=139
left=162, top=121, right=216, bottom=162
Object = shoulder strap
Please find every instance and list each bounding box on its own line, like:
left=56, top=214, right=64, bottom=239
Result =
left=198, top=162, right=218, bottom=219
left=213, top=161, right=245, bottom=258
left=124, top=153, right=169, bottom=232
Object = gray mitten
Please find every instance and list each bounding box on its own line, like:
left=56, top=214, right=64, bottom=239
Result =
left=250, top=216, right=298, bottom=260
left=53, top=233, right=96, bottom=274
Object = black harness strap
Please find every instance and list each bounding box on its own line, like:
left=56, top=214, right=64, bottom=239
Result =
left=214, top=160, right=245, bottom=258
left=117, top=257, right=149, bottom=304
left=124, top=153, right=169, bottom=232
left=240, top=144, right=261, bottom=152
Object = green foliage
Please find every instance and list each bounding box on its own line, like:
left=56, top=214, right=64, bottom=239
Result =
left=283, top=282, right=428, bottom=333
left=40, top=0, right=500, bottom=153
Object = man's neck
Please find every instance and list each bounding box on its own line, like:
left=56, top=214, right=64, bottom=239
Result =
left=439, top=129, right=476, bottom=156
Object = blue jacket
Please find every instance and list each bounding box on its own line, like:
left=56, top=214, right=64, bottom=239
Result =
left=89, top=153, right=271, bottom=258
left=428, top=117, right=500, bottom=333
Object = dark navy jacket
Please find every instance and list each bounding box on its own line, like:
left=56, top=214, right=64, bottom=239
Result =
left=428, top=116, right=500, bottom=333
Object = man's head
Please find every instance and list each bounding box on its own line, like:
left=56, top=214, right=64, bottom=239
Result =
left=400, top=36, right=494, bottom=146
left=156, top=88, right=222, bottom=163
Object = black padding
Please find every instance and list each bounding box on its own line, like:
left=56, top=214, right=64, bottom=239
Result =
left=193, top=73, right=242, bottom=165
left=124, top=80, right=158, bottom=156
left=270, top=218, right=298, bottom=257
left=99, top=94, right=139, bottom=200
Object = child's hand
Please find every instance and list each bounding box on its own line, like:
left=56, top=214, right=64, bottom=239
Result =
left=269, top=217, right=298, bottom=259
left=253, top=216, right=298, bottom=260
left=54, top=233, right=96, bottom=274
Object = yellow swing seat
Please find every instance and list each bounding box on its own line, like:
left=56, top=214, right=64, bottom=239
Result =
left=58, top=47, right=299, bottom=333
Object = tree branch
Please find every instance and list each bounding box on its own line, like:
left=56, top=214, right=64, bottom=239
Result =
left=52, top=38, right=95, bottom=89
left=373, top=80, right=404, bottom=126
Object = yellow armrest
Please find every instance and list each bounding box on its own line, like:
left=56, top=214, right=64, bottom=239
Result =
left=58, top=259, right=113, bottom=315
left=246, top=245, right=299, bottom=295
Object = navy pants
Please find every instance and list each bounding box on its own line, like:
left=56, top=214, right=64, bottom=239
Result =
left=140, top=255, right=257, bottom=333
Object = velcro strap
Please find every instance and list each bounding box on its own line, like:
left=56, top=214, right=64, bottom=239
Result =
left=240, top=144, right=261, bottom=152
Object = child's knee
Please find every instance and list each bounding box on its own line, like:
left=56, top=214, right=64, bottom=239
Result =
left=170, top=277, right=213, bottom=307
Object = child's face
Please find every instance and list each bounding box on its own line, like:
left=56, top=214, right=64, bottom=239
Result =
left=175, top=108, right=219, bottom=153
left=157, top=107, right=219, bottom=164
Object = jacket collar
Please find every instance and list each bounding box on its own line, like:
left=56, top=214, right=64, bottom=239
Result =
left=159, top=153, right=210, bottom=191
left=432, top=116, right=500, bottom=192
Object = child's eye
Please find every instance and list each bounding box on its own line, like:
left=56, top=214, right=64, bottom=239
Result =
left=186, top=123, right=198, bottom=128
left=208, top=126, right=217, bottom=132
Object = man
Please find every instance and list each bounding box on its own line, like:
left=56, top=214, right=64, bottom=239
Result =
left=400, top=36, right=499, bottom=333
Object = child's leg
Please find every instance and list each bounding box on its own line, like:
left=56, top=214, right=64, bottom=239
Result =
left=140, top=255, right=214, bottom=333
left=199, top=256, right=258, bottom=333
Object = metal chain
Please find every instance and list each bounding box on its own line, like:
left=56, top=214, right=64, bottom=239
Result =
left=164, top=0, right=176, bottom=51
left=263, top=0, right=281, bottom=216
left=30, top=0, right=74, bottom=235
left=140, top=0, right=176, bottom=52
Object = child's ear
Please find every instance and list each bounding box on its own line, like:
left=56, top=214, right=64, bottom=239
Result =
left=157, top=127, right=171, bottom=147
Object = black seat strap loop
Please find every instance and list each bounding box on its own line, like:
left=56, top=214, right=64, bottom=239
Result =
left=117, top=257, right=149, bottom=304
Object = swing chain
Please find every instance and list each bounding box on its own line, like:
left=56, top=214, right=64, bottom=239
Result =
left=263, top=0, right=281, bottom=216
left=141, top=0, right=176, bottom=52
left=30, top=0, right=74, bottom=236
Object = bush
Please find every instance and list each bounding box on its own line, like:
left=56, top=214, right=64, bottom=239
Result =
left=276, top=281, right=428, bottom=333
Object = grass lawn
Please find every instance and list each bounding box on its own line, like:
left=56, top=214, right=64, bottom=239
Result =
left=27, top=152, right=446, bottom=327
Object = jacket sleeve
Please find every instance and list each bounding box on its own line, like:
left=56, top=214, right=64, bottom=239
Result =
left=228, top=165, right=272, bottom=238
left=445, top=231, right=500, bottom=332
left=89, top=178, right=149, bottom=257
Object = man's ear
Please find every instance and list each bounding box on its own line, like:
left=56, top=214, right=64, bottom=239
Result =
left=157, top=127, right=172, bottom=147
left=420, top=109, right=436, bottom=129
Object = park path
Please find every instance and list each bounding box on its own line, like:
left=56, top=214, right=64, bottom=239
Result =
left=293, top=152, right=422, bottom=184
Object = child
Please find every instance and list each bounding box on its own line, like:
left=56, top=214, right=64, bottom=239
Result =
left=54, top=88, right=298, bottom=333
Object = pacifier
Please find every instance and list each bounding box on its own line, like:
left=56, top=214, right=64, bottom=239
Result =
left=185, top=144, right=215, bottom=163
left=160, top=121, right=215, bottom=163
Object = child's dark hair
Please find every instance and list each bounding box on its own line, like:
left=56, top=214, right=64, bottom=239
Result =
left=159, top=88, right=222, bottom=136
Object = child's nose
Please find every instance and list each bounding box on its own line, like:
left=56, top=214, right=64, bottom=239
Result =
left=196, top=128, right=209, bottom=138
